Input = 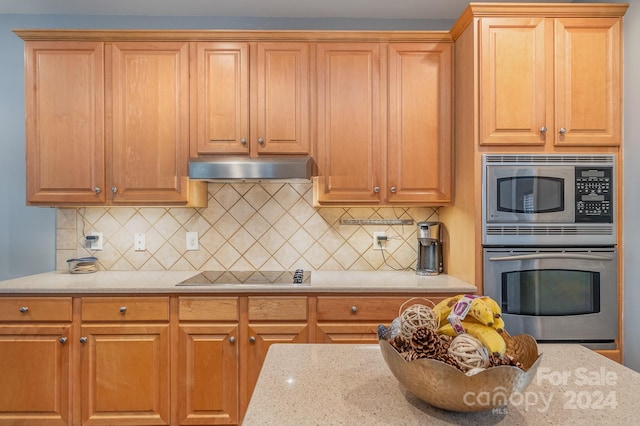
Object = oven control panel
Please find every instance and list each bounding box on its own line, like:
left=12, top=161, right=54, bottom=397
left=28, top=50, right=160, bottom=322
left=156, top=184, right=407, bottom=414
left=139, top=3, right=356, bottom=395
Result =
left=575, top=167, right=613, bottom=223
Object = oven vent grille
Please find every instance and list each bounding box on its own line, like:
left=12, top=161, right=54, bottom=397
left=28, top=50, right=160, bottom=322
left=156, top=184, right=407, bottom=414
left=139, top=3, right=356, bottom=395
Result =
left=484, top=154, right=614, bottom=164
left=485, top=225, right=614, bottom=236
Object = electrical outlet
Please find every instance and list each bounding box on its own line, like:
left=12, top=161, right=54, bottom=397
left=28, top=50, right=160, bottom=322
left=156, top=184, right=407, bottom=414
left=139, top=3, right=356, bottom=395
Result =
left=89, top=232, right=103, bottom=251
left=134, top=233, right=146, bottom=251
left=186, top=232, right=199, bottom=251
left=373, top=232, right=387, bottom=250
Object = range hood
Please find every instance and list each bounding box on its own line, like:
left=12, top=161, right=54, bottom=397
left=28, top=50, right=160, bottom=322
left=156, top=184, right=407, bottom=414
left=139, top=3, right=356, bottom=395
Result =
left=189, top=156, right=313, bottom=182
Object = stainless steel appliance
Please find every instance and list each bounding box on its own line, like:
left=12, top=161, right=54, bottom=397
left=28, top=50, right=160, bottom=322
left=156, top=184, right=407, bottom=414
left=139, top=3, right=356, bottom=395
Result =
left=189, top=156, right=312, bottom=181
left=416, top=222, right=443, bottom=275
left=177, top=270, right=310, bottom=286
left=482, top=154, right=618, bottom=349
left=483, top=247, right=617, bottom=349
left=482, top=154, right=615, bottom=246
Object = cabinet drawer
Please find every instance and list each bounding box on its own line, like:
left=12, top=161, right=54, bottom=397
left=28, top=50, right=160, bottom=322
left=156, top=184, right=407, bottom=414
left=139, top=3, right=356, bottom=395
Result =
left=0, top=297, right=73, bottom=322
left=179, top=297, right=239, bottom=321
left=316, top=297, right=408, bottom=321
left=81, top=297, right=169, bottom=321
left=248, top=297, right=308, bottom=321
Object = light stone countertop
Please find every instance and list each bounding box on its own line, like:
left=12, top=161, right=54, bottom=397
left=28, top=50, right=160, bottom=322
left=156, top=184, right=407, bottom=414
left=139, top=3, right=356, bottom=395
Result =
left=0, top=270, right=476, bottom=294
left=243, top=343, right=640, bottom=426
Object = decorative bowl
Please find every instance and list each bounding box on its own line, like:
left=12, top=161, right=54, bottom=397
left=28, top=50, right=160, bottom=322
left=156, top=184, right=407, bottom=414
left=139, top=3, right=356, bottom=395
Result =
left=378, top=327, right=542, bottom=412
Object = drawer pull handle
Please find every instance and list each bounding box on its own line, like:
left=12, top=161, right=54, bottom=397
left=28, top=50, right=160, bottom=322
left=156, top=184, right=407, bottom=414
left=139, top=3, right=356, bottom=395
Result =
left=19, top=306, right=29, bottom=313
left=229, top=336, right=236, bottom=344
left=351, top=306, right=358, bottom=313
left=249, top=336, right=256, bottom=343
left=80, top=337, right=87, bottom=344
left=119, top=306, right=127, bottom=314
left=58, top=337, right=68, bottom=344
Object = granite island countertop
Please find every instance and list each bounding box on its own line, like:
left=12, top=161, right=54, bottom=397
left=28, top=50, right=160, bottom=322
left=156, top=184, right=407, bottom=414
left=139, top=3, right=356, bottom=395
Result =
left=243, top=343, right=640, bottom=425
left=0, top=270, right=476, bottom=294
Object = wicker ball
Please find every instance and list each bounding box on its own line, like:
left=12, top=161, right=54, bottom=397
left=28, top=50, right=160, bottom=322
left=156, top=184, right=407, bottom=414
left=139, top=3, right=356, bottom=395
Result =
left=400, top=303, right=439, bottom=341
left=447, top=333, right=490, bottom=372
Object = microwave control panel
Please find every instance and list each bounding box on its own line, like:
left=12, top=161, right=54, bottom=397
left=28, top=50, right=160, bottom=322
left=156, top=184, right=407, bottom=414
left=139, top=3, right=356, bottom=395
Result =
left=575, top=167, right=613, bottom=223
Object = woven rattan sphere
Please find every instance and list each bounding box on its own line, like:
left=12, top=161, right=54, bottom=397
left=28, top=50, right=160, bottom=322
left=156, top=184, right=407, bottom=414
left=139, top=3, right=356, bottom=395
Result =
left=447, top=333, right=490, bottom=372
left=400, top=303, right=439, bottom=341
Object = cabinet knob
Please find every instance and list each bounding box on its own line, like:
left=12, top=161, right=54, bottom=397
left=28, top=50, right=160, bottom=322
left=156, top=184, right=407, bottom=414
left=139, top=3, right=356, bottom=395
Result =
left=390, top=186, right=397, bottom=193
left=229, top=336, right=235, bottom=344
left=111, top=186, right=118, bottom=193
left=258, top=137, right=265, bottom=145
left=539, top=126, right=547, bottom=134
left=119, top=306, right=127, bottom=314
left=559, top=127, right=567, bottom=135
left=93, top=187, right=101, bottom=194
left=241, top=138, right=247, bottom=145
left=58, top=337, right=68, bottom=344
left=19, top=306, right=29, bottom=313
left=80, top=337, right=88, bottom=344
left=351, top=306, right=358, bottom=313
left=249, top=336, right=256, bottom=343
left=373, top=186, right=380, bottom=193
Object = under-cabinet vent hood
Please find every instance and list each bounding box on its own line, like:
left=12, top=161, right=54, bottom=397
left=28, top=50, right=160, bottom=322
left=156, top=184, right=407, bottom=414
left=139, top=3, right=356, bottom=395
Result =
left=189, top=156, right=313, bottom=182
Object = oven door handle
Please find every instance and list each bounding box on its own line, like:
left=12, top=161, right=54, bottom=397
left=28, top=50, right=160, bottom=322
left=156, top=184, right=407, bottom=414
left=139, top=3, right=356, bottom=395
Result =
left=488, top=253, right=615, bottom=262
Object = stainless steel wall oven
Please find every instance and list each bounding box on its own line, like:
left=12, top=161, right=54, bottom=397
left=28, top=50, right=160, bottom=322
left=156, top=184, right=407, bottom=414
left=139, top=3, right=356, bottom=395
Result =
left=482, top=154, right=617, bottom=349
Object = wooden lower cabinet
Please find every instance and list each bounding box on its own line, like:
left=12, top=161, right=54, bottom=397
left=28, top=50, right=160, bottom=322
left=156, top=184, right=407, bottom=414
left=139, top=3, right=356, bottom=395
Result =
left=0, top=297, right=73, bottom=426
left=176, top=297, right=240, bottom=425
left=79, top=297, right=171, bottom=426
left=0, top=293, right=452, bottom=425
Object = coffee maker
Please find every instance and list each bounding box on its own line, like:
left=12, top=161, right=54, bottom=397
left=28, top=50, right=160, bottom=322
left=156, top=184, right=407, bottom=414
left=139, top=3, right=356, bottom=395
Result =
left=416, top=221, right=443, bottom=275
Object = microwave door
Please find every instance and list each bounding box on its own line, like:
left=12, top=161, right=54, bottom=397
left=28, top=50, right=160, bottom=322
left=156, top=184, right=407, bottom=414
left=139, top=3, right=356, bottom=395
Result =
left=486, top=166, right=575, bottom=223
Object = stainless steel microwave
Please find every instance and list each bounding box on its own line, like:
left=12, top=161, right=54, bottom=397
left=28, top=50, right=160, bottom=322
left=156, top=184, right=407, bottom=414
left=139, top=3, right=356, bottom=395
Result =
left=482, top=154, right=615, bottom=246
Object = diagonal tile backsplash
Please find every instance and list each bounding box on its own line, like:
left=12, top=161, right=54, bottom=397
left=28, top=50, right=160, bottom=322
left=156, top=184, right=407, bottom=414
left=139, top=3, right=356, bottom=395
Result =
left=56, top=182, right=439, bottom=272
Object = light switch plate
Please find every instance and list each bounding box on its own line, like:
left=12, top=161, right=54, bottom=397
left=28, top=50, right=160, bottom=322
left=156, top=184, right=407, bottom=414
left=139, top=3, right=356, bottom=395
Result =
left=186, top=232, right=199, bottom=251
left=134, top=233, right=145, bottom=251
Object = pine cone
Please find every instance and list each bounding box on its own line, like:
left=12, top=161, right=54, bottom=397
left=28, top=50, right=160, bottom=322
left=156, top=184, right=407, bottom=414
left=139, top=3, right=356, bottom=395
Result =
left=433, top=352, right=462, bottom=370
left=390, top=335, right=411, bottom=354
left=411, top=327, right=445, bottom=358
left=489, top=353, right=523, bottom=369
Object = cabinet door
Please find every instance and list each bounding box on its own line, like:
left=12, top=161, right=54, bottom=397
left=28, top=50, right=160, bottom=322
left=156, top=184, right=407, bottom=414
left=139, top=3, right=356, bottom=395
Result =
left=25, top=41, right=105, bottom=205
left=176, top=324, right=239, bottom=426
left=194, top=42, right=249, bottom=155
left=388, top=43, right=453, bottom=204
left=0, top=325, right=71, bottom=426
left=479, top=17, right=551, bottom=146
left=255, top=42, right=310, bottom=154
left=316, top=43, right=384, bottom=203
left=80, top=324, right=170, bottom=425
left=110, top=42, right=190, bottom=204
left=554, top=17, right=622, bottom=146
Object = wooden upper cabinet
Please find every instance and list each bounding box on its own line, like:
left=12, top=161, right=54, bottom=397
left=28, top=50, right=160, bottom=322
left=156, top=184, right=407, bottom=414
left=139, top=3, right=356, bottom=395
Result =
left=315, top=43, right=383, bottom=204
left=554, top=17, right=622, bottom=147
left=479, top=16, right=622, bottom=147
left=25, top=41, right=105, bottom=205
left=255, top=42, right=310, bottom=155
left=110, top=42, right=190, bottom=204
left=387, top=43, right=453, bottom=204
left=193, top=41, right=310, bottom=156
left=194, top=42, right=250, bottom=155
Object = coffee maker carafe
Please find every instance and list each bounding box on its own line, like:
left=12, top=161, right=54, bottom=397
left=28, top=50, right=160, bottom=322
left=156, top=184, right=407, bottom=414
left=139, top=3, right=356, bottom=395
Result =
left=416, top=221, right=443, bottom=275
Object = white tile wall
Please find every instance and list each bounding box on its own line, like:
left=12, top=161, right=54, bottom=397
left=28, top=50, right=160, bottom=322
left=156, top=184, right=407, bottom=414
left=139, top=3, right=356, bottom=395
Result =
left=56, top=182, right=439, bottom=272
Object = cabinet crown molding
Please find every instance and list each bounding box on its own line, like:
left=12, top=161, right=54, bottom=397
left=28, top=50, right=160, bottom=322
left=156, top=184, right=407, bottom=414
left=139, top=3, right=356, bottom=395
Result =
left=13, top=29, right=453, bottom=43
left=451, top=2, right=629, bottom=40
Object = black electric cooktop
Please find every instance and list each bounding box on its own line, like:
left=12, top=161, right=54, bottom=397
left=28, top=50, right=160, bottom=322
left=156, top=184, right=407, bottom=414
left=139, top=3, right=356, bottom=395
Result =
left=177, top=269, right=311, bottom=286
